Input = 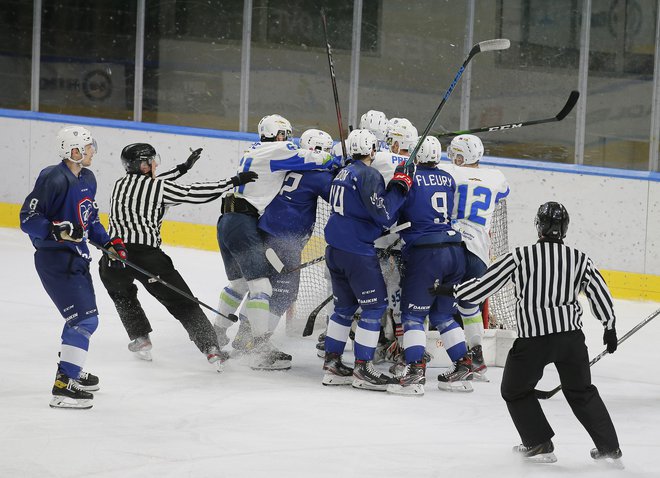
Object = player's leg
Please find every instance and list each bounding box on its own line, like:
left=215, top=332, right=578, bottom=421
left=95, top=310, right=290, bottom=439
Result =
left=554, top=330, right=620, bottom=459
left=35, top=251, right=98, bottom=409
left=98, top=250, right=153, bottom=360
left=322, top=246, right=358, bottom=385
left=136, top=247, right=228, bottom=367
left=460, top=250, right=488, bottom=379
left=264, top=233, right=303, bottom=334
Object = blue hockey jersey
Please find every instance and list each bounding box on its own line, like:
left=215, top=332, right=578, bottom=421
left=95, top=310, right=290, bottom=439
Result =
left=399, top=164, right=461, bottom=249
left=20, top=161, right=110, bottom=260
left=324, top=160, right=406, bottom=256
left=258, top=169, right=334, bottom=239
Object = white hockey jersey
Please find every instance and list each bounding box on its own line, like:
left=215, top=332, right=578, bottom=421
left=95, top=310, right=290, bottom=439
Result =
left=444, top=163, right=509, bottom=266
left=234, top=141, right=337, bottom=215
left=371, top=151, right=409, bottom=248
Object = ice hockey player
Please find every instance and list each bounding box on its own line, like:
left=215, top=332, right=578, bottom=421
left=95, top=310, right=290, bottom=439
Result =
left=429, top=202, right=622, bottom=464
left=359, top=110, right=389, bottom=151
left=387, top=136, right=469, bottom=396
left=446, top=134, right=509, bottom=380
left=98, top=143, right=255, bottom=370
left=256, top=128, right=336, bottom=347
left=20, top=125, right=121, bottom=409
left=215, top=114, right=339, bottom=370
left=370, top=117, right=418, bottom=368
left=322, top=129, right=412, bottom=390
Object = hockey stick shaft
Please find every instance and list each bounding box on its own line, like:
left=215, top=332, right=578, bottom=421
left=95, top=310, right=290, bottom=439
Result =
left=301, top=236, right=404, bottom=337
left=535, top=306, right=660, bottom=399
left=321, top=11, right=347, bottom=159
left=436, top=90, right=579, bottom=137
left=406, top=38, right=510, bottom=167
left=91, top=241, right=237, bottom=323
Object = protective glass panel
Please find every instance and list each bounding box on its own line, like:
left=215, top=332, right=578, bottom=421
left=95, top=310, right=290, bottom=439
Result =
left=39, top=0, right=136, bottom=119
left=143, top=0, right=243, bottom=129
left=0, top=1, right=32, bottom=109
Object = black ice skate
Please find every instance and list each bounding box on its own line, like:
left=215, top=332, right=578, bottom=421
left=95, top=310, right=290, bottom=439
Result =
left=50, top=370, right=94, bottom=409
left=352, top=360, right=396, bottom=391
left=128, top=334, right=152, bottom=361
left=322, top=352, right=353, bottom=386
left=77, top=371, right=100, bottom=391
left=205, top=345, right=230, bottom=373
left=590, top=447, right=624, bottom=468
left=512, top=440, right=557, bottom=463
left=437, top=355, right=474, bottom=392
left=387, top=360, right=426, bottom=396
left=249, top=335, right=292, bottom=371
left=468, top=345, right=489, bottom=382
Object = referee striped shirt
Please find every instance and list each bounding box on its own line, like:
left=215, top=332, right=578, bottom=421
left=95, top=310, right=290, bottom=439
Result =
left=455, top=239, right=616, bottom=338
left=108, top=166, right=234, bottom=247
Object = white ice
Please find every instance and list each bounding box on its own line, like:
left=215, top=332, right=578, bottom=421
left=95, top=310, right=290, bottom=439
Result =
left=1, top=227, right=659, bottom=478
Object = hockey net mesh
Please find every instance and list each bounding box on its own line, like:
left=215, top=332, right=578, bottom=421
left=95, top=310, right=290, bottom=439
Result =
left=287, top=198, right=517, bottom=333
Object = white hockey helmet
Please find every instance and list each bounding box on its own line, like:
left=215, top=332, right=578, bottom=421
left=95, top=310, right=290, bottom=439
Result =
left=386, top=118, right=417, bottom=150
left=359, top=110, right=388, bottom=141
left=415, top=136, right=442, bottom=164
left=57, top=125, right=97, bottom=160
left=258, top=114, right=292, bottom=140
left=300, top=129, right=333, bottom=152
left=347, top=129, right=377, bottom=156
left=448, top=134, right=484, bottom=165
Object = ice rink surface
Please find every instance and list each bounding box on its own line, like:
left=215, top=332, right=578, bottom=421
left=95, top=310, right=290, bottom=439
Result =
left=1, top=227, right=659, bottom=478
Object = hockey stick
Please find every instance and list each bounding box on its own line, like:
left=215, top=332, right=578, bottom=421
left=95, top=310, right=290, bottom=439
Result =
left=535, top=307, right=660, bottom=399
left=301, top=236, right=404, bottom=337
left=435, top=90, right=579, bottom=138
left=321, top=11, right=347, bottom=159
left=406, top=38, right=510, bottom=167
left=266, top=222, right=411, bottom=274
left=91, top=241, right=237, bottom=323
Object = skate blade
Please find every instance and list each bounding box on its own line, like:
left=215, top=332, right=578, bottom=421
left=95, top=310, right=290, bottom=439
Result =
left=316, top=349, right=325, bottom=359
left=250, top=360, right=291, bottom=371
left=524, top=452, right=557, bottom=464
left=76, top=383, right=100, bottom=392
left=132, top=350, right=152, bottom=361
left=472, top=371, right=490, bottom=382
left=386, top=384, right=425, bottom=396
left=437, top=380, right=474, bottom=393
left=351, top=379, right=388, bottom=391
left=321, top=374, right=353, bottom=386
left=212, top=361, right=225, bottom=373
left=49, top=396, right=93, bottom=410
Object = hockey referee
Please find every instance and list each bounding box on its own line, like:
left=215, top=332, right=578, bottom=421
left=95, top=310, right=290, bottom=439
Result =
left=429, top=201, right=621, bottom=464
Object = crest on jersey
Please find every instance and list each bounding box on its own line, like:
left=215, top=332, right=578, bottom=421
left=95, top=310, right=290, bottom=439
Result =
left=77, top=197, right=94, bottom=228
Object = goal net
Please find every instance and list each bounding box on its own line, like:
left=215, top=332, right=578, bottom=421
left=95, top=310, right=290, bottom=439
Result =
left=286, top=198, right=517, bottom=334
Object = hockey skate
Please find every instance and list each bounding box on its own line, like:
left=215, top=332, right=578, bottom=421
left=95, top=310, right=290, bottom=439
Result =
left=352, top=360, right=397, bottom=391
left=512, top=440, right=557, bottom=464
left=468, top=345, right=489, bottom=382
left=316, top=332, right=326, bottom=358
left=128, top=334, right=152, bottom=361
left=206, top=345, right=230, bottom=373
left=375, top=338, right=403, bottom=365
left=76, top=371, right=100, bottom=391
left=387, top=361, right=426, bottom=396
left=322, top=352, right=354, bottom=386
left=50, top=370, right=93, bottom=409
left=590, top=447, right=624, bottom=469
left=249, top=336, right=292, bottom=371
left=437, top=355, right=474, bottom=392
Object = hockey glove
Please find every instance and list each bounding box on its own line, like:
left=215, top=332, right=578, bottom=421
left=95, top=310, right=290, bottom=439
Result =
left=603, top=327, right=618, bottom=353
left=427, top=280, right=456, bottom=297
left=50, top=221, right=84, bottom=243
left=104, top=237, right=128, bottom=269
left=177, top=148, right=203, bottom=174
left=231, top=171, right=259, bottom=187
left=387, top=161, right=415, bottom=194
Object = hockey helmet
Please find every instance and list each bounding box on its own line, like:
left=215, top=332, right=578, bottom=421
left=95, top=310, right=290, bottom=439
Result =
left=359, top=110, right=389, bottom=141
left=57, top=125, right=97, bottom=161
left=120, top=143, right=161, bottom=174
left=535, top=201, right=569, bottom=240
left=300, top=129, right=333, bottom=152
left=448, top=134, right=484, bottom=166
left=347, top=129, right=377, bottom=156
left=416, top=136, right=442, bottom=164
left=258, top=114, right=292, bottom=141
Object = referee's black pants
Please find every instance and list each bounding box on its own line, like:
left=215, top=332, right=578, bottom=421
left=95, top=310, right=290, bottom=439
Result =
left=501, top=329, right=619, bottom=451
left=99, top=244, right=218, bottom=354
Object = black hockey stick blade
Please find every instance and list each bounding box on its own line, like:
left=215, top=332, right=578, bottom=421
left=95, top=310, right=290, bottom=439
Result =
left=535, top=306, right=660, bottom=399
left=407, top=38, right=510, bottom=166
left=302, top=294, right=333, bottom=337
left=91, top=241, right=237, bottom=323
left=436, top=90, right=579, bottom=138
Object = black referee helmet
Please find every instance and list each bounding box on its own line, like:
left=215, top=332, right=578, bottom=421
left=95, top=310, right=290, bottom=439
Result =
left=121, top=143, right=159, bottom=174
left=535, top=201, right=569, bottom=240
